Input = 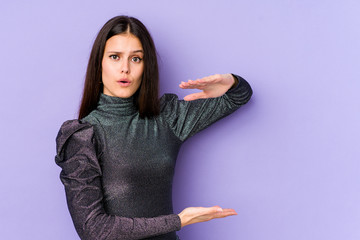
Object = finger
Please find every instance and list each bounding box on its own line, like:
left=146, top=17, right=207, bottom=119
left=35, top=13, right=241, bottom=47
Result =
left=181, top=81, right=210, bottom=89
left=179, top=80, right=197, bottom=88
left=218, top=209, right=237, bottom=215
left=198, top=74, right=221, bottom=83
left=214, top=212, right=238, bottom=219
left=210, top=206, right=237, bottom=215
left=209, top=205, right=222, bottom=212
left=187, top=77, right=212, bottom=85
left=212, top=209, right=237, bottom=218
left=179, top=80, right=197, bottom=89
left=180, top=74, right=221, bottom=89
left=179, top=81, right=188, bottom=88
left=183, top=92, right=207, bottom=101
left=186, top=79, right=209, bottom=86
left=181, top=84, right=203, bottom=89
left=212, top=207, right=236, bottom=214
left=222, top=208, right=237, bottom=213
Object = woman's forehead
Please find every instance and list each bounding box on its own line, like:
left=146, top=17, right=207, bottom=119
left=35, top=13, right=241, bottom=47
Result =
left=105, top=34, right=143, bottom=52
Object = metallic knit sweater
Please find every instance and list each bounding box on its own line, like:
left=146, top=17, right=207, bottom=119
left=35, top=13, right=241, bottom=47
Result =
left=55, top=75, right=252, bottom=240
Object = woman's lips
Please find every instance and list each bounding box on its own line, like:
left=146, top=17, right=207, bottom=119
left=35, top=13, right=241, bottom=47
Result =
left=117, top=78, right=131, bottom=87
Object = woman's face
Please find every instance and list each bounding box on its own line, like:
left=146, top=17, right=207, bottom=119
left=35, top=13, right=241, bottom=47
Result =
left=102, top=33, right=144, bottom=98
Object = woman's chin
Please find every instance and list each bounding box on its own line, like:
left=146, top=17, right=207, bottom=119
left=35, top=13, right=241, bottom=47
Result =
left=103, top=89, right=136, bottom=99
left=116, top=91, right=136, bottom=98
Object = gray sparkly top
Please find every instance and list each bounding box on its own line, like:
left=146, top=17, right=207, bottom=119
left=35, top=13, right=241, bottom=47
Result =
left=55, top=75, right=252, bottom=240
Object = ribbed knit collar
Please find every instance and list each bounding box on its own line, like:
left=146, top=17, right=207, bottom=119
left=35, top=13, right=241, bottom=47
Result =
left=96, top=93, right=138, bottom=116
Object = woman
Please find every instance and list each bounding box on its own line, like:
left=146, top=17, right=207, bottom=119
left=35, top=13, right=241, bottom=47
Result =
left=55, top=15, right=252, bottom=240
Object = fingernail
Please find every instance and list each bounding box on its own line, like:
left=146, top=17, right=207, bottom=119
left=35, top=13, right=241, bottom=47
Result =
left=217, top=208, right=223, bottom=212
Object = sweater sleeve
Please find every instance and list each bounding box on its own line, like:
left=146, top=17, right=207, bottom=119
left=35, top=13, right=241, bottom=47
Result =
left=161, top=74, right=252, bottom=142
left=55, top=120, right=181, bottom=240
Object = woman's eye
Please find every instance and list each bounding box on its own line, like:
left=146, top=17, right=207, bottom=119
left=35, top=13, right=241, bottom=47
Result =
left=110, top=55, right=119, bottom=60
left=132, top=57, right=142, bottom=63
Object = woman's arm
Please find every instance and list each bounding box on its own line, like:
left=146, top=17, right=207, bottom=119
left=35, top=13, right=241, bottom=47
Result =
left=161, top=74, right=252, bottom=142
left=55, top=120, right=181, bottom=240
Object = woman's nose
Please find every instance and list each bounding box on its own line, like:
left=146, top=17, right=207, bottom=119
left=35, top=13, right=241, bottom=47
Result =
left=120, top=60, right=130, bottom=73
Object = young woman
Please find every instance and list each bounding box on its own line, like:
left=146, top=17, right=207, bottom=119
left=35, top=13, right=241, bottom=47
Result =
left=55, top=15, right=252, bottom=240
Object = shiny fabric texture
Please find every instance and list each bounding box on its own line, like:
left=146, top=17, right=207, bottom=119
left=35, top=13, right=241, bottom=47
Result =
left=55, top=75, right=252, bottom=240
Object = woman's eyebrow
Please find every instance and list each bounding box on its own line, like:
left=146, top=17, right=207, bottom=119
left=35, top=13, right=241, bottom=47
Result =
left=106, top=50, right=144, bottom=54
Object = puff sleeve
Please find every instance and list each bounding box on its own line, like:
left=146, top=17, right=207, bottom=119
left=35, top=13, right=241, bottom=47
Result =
left=161, top=74, right=252, bottom=142
left=55, top=120, right=181, bottom=240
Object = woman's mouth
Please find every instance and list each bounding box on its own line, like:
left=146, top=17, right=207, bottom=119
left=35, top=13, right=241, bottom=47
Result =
left=117, top=79, right=131, bottom=87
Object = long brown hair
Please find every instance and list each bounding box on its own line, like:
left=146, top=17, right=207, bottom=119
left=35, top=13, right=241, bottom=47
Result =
left=78, top=16, right=160, bottom=119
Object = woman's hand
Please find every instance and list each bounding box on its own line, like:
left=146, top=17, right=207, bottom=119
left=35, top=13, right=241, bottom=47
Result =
left=178, top=206, right=237, bottom=228
left=179, top=73, right=238, bottom=101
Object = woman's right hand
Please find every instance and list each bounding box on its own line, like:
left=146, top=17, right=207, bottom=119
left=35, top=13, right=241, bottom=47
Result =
left=178, top=206, right=237, bottom=227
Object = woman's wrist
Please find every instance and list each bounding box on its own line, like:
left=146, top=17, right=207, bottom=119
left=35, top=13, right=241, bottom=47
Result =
left=178, top=212, right=188, bottom=228
left=230, top=74, right=239, bottom=89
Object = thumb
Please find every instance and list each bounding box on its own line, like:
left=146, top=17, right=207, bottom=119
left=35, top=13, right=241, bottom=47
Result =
left=184, top=92, right=206, bottom=101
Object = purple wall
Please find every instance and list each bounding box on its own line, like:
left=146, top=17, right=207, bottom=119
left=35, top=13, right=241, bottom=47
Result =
left=1, top=0, right=359, bottom=239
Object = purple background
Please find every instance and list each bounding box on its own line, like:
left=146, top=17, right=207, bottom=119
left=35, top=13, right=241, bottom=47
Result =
left=1, top=0, right=359, bottom=239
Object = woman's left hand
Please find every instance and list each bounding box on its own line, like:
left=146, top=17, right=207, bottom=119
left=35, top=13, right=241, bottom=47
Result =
left=179, top=73, right=237, bottom=101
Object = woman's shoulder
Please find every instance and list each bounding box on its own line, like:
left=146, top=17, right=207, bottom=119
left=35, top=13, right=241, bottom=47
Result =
left=55, top=119, right=96, bottom=156
left=57, top=119, right=94, bottom=138
left=159, top=93, right=182, bottom=108
left=160, top=93, right=179, bottom=103
left=158, top=93, right=181, bottom=116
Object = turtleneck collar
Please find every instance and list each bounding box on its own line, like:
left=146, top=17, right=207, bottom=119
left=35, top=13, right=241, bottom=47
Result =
left=96, top=93, right=138, bottom=116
